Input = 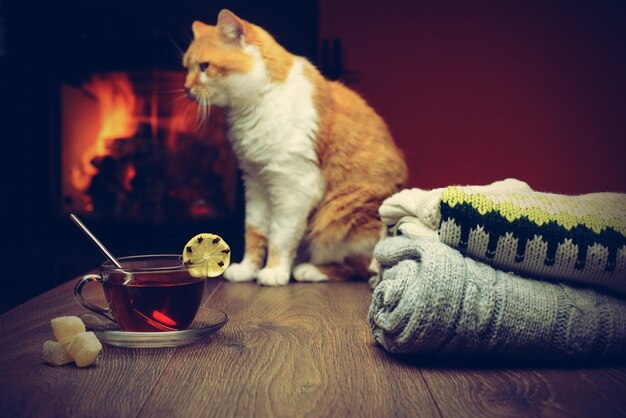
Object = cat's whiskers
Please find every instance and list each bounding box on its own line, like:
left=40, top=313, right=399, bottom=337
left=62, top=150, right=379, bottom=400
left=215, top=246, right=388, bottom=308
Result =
left=168, top=34, right=186, bottom=61
left=167, top=93, right=190, bottom=106
left=204, top=96, right=212, bottom=124
left=157, top=86, right=189, bottom=107
left=193, top=98, right=203, bottom=129
left=201, top=97, right=209, bottom=128
left=193, top=94, right=209, bottom=133
left=195, top=95, right=212, bottom=134
left=160, top=88, right=186, bottom=94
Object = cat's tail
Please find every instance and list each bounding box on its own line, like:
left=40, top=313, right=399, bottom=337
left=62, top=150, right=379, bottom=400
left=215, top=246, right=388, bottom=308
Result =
left=297, top=183, right=400, bottom=281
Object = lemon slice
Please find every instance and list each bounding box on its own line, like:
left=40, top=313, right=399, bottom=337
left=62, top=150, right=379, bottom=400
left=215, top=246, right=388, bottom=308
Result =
left=182, top=233, right=231, bottom=278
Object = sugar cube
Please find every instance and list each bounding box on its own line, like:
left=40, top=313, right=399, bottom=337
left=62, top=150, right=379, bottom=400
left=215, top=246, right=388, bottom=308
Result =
left=42, top=340, right=73, bottom=366
left=51, top=316, right=86, bottom=345
left=66, top=331, right=102, bottom=367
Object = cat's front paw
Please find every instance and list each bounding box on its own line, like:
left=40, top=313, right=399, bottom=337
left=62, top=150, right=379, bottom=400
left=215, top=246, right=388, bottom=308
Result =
left=224, top=262, right=258, bottom=283
left=293, top=263, right=329, bottom=282
left=257, top=267, right=290, bottom=286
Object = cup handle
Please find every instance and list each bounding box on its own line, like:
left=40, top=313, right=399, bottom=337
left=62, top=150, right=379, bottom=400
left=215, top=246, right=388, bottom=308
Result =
left=74, top=274, right=116, bottom=323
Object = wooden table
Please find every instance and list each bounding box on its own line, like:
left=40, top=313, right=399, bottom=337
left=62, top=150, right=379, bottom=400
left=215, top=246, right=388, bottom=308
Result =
left=1, top=277, right=625, bottom=418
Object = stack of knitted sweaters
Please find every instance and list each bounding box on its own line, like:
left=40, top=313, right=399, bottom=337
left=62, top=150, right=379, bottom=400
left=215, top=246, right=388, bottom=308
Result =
left=368, top=179, right=626, bottom=362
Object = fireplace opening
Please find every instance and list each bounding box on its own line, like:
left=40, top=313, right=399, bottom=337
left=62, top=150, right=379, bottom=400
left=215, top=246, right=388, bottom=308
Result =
left=60, top=70, right=238, bottom=222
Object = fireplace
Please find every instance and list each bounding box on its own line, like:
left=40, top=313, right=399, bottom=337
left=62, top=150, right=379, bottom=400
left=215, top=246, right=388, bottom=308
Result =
left=60, top=70, right=238, bottom=222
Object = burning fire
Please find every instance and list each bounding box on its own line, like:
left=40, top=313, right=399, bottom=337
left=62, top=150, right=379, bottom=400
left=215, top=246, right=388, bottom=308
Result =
left=70, top=73, right=140, bottom=191
left=61, top=70, right=237, bottom=219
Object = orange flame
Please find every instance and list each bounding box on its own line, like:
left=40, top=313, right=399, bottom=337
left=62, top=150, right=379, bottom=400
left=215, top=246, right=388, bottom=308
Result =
left=70, top=73, right=140, bottom=191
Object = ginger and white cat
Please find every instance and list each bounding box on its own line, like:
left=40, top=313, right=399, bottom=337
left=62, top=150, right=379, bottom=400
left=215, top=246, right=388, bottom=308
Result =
left=183, top=9, right=407, bottom=286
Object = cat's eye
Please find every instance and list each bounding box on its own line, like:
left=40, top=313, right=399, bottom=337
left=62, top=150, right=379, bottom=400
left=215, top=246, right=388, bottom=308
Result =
left=198, top=62, right=210, bottom=72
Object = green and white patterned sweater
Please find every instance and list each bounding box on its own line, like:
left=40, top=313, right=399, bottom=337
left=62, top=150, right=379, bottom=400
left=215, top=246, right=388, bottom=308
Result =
left=378, top=179, right=626, bottom=295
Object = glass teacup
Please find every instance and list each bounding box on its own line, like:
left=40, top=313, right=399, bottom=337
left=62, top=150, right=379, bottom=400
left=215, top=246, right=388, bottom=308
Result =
left=74, top=255, right=207, bottom=332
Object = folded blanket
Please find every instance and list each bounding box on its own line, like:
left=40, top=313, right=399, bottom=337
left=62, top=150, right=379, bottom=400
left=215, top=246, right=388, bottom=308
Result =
left=378, top=179, right=626, bottom=295
left=369, top=236, right=626, bottom=361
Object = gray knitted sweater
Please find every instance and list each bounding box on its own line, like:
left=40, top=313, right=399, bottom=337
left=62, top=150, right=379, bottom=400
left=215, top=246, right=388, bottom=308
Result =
left=369, top=236, right=626, bottom=361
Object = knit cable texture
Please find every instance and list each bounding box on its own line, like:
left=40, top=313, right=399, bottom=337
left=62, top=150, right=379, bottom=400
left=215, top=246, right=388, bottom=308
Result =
left=369, top=236, right=626, bottom=361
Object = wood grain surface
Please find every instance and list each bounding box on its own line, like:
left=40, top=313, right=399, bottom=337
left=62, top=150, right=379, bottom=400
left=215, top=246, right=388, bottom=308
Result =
left=1, top=276, right=625, bottom=418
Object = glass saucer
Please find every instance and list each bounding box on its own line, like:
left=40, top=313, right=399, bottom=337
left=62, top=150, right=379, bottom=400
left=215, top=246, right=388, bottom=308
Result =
left=79, top=308, right=228, bottom=348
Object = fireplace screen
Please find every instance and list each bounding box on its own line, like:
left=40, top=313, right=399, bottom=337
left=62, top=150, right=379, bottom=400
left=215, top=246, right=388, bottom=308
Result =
left=60, top=71, right=238, bottom=221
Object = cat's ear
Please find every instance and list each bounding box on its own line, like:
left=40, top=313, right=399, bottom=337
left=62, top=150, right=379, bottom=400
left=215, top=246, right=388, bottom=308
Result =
left=192, top=21, right=210, bottom=39
left=217, top=9, right=246, bottom=46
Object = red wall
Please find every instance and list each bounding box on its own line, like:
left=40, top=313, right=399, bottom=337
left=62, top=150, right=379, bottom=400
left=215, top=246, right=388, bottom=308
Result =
left=320, top=1, right=626, bottom=194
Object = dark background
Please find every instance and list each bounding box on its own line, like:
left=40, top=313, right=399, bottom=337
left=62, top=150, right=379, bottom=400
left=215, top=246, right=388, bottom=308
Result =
left=1, top=0, right=625, bottom=313
left=320, top=0, right=626, bottom=193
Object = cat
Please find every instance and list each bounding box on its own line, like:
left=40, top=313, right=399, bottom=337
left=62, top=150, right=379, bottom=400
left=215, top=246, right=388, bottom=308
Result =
left=183, top=9, right=407, bottom=286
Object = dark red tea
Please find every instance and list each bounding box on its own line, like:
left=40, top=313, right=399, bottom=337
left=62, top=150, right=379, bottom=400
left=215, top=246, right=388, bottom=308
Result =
left=103, top=271, right=206, bottom=332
